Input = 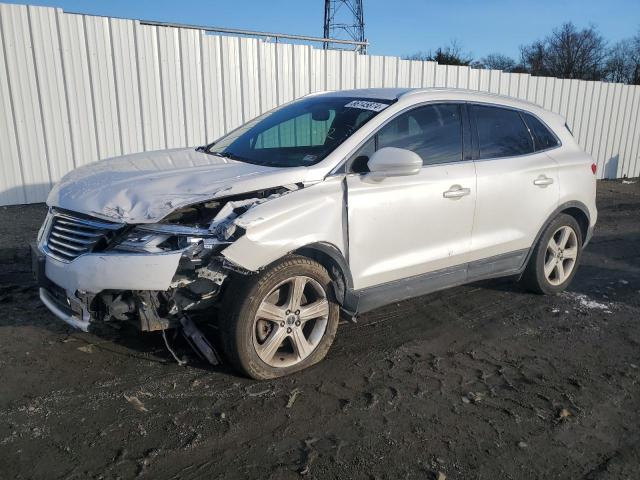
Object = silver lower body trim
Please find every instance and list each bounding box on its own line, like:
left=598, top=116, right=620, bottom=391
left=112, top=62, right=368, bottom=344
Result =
left=39, top=287, right=90, bottom=332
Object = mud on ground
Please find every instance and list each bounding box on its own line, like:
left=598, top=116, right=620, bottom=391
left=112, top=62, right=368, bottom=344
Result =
left=1, top=180, right=639, bottom=479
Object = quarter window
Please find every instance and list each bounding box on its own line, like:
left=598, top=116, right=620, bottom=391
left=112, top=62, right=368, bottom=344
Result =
left=376, top=104, right=463, bottom=166
left=522, top=113, right=560, bottom=151
left=472, top=105, right=534, bottom=159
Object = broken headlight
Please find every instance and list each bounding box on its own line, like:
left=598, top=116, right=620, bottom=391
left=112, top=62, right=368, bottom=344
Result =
left=114, top=224, right=230, bottom=253
left=113, top=192, right=274, bottom=254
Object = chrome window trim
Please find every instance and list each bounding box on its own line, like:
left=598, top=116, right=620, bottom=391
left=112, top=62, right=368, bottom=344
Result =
left=331, top=100, right=468, bottom=175
left=329, top=99, right=563, bottom=176
left=466, top=101, right=563, bottom=159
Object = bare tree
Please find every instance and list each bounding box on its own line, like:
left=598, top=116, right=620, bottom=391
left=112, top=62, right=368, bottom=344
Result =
left=548, top=23, right=607, bottom=79
left=404, top=51, right=432, bottom=62
left=402, top=24, right=640, bottom=85
left=520, top=40, right=549, bottom=76
left=605, top=40, right=635, bottom=83
left=604, top=33, right=640, bottom=84
left=520, top=23, right=607, bottom=80
left=634, top=32, right=640, bottom=84
left=404, top=40, right=472, bottom=66
left=479, top=53, right=517, bottom=71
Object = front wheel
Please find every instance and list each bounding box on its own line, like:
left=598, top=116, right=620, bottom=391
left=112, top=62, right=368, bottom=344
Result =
left=521, top=213, right=583, bottom=295
left=221, top=255, right=340, bottom=379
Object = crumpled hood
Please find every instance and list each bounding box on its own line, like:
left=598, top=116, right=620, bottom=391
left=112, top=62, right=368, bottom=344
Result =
left=47, top=148, right=310, bottom=223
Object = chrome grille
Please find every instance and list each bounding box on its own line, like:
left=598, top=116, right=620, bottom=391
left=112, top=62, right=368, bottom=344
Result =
left=44, top=211, right=124, bottom=262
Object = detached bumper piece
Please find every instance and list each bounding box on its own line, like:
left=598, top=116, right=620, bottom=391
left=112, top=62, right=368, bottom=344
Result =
left=179, top=315, right=220, bottom=365
left=39, top=287, right=91, bottom=332
left=135, top=290, right=221, bottom=366
left=32, top=242, right=91, bottom=331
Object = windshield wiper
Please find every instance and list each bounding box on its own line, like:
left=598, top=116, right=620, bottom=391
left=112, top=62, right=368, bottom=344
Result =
left=195, top=141, right=217, bottom=153
left=209, top=151, right=254, bottom=163
left=204, top=149, right=294, bottom=168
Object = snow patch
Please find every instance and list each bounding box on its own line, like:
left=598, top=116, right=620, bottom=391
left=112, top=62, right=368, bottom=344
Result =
left=563, top=292, right=612, bottom=313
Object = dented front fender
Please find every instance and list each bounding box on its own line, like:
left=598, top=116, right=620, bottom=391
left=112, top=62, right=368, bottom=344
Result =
left=222, top=177, right=346, bottom=271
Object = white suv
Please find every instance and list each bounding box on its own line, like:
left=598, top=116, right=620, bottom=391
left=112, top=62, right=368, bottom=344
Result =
left=33, top=88, right=597, bottom=379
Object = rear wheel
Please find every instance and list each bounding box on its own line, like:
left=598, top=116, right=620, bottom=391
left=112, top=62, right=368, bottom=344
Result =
left=221, top=255, right=339, bottom=379
left=522, top=214, right=583, bottom=294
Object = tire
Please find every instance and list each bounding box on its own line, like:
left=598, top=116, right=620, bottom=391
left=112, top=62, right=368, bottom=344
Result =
left=220, top=255, right=340, bottom=380
left=521, top=213, right=583, bottom=295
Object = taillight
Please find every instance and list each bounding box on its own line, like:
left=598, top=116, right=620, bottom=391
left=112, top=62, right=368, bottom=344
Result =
left=591, top=163, right=597, bottom=175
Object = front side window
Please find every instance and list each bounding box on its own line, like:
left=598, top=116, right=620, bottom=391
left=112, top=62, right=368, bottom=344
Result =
left=522, top=113, right=560, bottom=151
left=376, top=104, right=463, bottom=166
left=206, top=96, right=391, bottom=167
left=472, top=105, right=534, bottom=159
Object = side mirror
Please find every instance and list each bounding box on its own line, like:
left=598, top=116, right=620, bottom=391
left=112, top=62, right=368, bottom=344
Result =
left=366, top=147, right=422, bottom=179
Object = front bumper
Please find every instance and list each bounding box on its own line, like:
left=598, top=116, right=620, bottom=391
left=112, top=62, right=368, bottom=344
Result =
left=32, top=242, right=183, bottom=331
left=44, top=248, right=183, bottom=294
left=39, top=287, right=91, bottom=331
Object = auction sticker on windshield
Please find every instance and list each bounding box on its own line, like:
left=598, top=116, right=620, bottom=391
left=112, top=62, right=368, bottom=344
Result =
left=344, top=100, right=389, bottom=112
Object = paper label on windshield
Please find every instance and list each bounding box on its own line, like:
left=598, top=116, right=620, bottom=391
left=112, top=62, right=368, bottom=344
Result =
left=344, top=100, right=389, bottom=112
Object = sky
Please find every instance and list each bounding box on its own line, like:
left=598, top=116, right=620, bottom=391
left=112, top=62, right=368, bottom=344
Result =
left=3, top=0, right=640, bottom=60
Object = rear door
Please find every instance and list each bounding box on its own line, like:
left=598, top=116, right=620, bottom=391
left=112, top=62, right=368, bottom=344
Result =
left=469, top=104, right=560, bottom=266
left=346, top=103, right=477, bottom=290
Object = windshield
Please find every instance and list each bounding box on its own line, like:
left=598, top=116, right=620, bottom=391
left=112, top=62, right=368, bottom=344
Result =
left=205, top=96, right=393, bottom=167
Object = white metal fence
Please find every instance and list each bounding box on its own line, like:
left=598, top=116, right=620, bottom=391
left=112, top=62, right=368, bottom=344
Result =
left=1, top=3, right=639, bottom=206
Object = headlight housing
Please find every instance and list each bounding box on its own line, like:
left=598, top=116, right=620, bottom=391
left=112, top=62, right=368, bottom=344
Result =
left=112, top=191, right=277, bottom=253
left=114, top=224, right=230, bottom=253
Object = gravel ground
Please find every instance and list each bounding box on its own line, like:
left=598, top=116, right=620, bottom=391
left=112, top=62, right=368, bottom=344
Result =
left=1, top=180, right=639, bottom=480
left=0, top=203, right=46, bottom=264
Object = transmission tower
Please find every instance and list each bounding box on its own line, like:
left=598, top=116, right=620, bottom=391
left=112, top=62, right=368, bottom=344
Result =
left=323, top=0, right=366, bottom=53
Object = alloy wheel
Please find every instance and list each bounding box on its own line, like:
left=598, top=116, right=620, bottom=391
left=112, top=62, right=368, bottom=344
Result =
left=252, top=275, right=329, bottom=368
left=544, top=225, right=578, bottom=286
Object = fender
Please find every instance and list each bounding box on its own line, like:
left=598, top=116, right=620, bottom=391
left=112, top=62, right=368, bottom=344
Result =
left=295, top=242, right=354, bottom=289
left=518, top=200, right=592, bottom=277
left=295, top=242, right=354, bottom=308
left=221, top=179, right=346, bottom=271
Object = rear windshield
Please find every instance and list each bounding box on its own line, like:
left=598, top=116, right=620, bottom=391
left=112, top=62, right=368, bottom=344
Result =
left=205, top=96, right=392, bottom=167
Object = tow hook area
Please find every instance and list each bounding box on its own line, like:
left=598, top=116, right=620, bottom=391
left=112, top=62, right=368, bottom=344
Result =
left=160, top=315, right=221, bottom=367
left=162, top=315, right=222, bottom=367
left=179, top=315, right=220, bottom=365
left=97, top=252, right=234, bottom=366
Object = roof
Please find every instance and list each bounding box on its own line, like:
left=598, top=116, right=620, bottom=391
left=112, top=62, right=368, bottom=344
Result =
left=398, top=87, right=539, bottom=107
left=311, top=87, right=565, bottom=123
left=313, top=88, right=414, bottom=100
left=410, top=88, right=565, bottom=123
left=315, top=87, right=542, bottom=108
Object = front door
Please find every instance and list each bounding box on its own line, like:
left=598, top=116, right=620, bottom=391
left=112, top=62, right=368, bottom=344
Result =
left=346, top=103, right=477, bottom=290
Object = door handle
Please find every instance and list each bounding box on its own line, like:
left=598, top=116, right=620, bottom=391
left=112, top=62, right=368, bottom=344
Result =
left=443, top=185, right=471, bottom=199
left=533, top=175, right=554, bottom=187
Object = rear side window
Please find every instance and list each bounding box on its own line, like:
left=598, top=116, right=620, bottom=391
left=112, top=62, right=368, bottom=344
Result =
left=377, top=104, right=463, bottom=165
left=523, top=113, right=560, bottom=151
left=472, top=105, right=534, bottom=159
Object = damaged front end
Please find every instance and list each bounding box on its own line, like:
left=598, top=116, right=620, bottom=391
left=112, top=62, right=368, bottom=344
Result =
left=36, top=185, right=300, bottom=364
